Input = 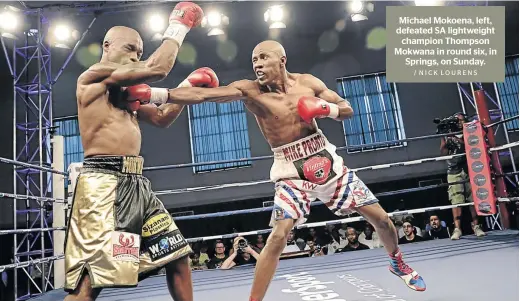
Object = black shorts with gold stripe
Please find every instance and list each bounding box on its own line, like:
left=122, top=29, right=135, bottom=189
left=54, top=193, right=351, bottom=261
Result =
left=64, top=156, right=192, bottom=291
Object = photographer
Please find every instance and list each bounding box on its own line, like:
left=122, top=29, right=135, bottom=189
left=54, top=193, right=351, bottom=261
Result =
left=221, top=237, right=260, bottom=270
left=439, top=113, right=485, bottom=240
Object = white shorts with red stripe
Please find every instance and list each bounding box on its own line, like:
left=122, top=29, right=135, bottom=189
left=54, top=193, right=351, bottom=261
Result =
left=269, top=129, right=378, bottom=227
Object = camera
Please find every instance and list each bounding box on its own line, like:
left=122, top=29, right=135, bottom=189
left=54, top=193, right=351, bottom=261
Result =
left=433, top=114, right=463, bottom=134
left=237, top=238, right=248, bottom=252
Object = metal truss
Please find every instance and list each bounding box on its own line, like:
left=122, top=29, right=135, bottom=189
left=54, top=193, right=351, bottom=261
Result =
left=0, top=9, right=55, bottom=301
left=0, top=6, right=96, bottom=298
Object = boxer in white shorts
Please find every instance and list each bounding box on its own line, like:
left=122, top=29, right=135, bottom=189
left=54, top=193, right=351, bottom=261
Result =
left=270, top=127, right=378, bottom=226
left=164, top=40, right=427, bottom=300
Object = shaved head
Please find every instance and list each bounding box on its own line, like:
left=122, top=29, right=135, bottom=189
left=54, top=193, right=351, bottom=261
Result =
left=251, top=40, right=288, bottom=85
left=252, top=40, right=286, bottom=59
left=103, top=26, right=141, bottom=45
left=101, top=26, right=143, bottom=64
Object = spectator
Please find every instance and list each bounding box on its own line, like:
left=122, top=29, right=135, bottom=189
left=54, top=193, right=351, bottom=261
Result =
left=398, top=222, right=424, bottom=244
left=397, top=217, right=423, bottom=238
left=440, top=112, right=486, bottom=240
left=252, top=234, right=265, bottom=253
left=424, top=214, right=451, bottom=240
left=283, top=229, right=308, bottom=253
left=189, top=252, right=207, bottom=271
left=221, top=237, right=260, bottom=269
left=192, top=242, right=209, bottom=265
left=308, top=227, right=319, bottom=244
left=207, top=240, right=228, bottom=269
left=358, top=223, right=383, bottom=249
left=338, top=224, right=349, bottom=237
left=338, top=227, right=370, bottom=252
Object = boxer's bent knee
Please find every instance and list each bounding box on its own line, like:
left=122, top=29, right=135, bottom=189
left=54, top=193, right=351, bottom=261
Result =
left=268, top=219, right=293, bottom=248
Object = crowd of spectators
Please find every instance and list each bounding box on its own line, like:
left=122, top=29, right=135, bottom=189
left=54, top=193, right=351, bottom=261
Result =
left=184, top=211, right=464, bottom=271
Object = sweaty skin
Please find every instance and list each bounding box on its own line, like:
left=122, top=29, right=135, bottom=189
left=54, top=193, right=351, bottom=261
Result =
left=77, top=26, right=181, bottom=157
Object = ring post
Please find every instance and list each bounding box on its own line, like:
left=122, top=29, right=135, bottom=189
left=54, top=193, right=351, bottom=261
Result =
left=474, top=89, right=510, bottom=229
left=52, top=136, right=66, bottom=288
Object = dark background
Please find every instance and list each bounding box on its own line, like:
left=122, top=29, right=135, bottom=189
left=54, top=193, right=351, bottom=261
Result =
left=0, top=1, right=518, bottom=226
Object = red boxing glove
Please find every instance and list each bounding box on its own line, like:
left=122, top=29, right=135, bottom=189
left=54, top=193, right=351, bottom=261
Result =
left=126, top=84, right=152, bottom=104
left=298, top=96, right=339, bottom=124
left=169, top=2, right=204, bottom=29
left=180, top=67, right=219, bottom=88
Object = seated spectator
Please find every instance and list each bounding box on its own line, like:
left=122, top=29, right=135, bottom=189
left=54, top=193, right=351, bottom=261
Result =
left=325, top=231, right=343, bottom=255
left=207, top=240, right=228, bottom=269
left=192, top=242, right=209, bottom=265
left=358, top=223, right=383, bottom=249
left=251, top=234, right=265, bottom=253
left=424, top=214, right=451, bottom=240
left=397, top=217, right=423, bottom=238
left=307, top=227, right=319, bottom=244
left=398, top=221, right=424, bottom=244
left=338, top=227, right=370, bottom=252
left=284, top=230, right=309, bottom=253
left=338, top=224, right=348, bottom=237
left=189, top=252, right=207, bottom=271
left=221, top=237, right=260, bottom=269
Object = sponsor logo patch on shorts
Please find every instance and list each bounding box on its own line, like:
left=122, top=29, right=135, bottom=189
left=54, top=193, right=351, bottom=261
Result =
left=145, top=229, right=188, bottom=262
left=142, top=213, right=172, bottom=238
left=112, top=231, right=140, bottom=262
left=348, top=180, right=376, bottom=205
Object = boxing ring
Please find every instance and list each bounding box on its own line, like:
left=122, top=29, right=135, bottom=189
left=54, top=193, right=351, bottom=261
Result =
left=29, top=230, right=520, bottom=301
left=0, top=2, right=518, bottom=301
left=0, top=109, right=518, bottom=301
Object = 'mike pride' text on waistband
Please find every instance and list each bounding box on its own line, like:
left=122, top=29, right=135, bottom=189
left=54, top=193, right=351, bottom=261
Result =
left=281, top=135, right=327, bottom=162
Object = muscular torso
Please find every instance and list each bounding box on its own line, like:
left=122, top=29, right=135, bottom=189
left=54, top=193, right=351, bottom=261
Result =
left=77, top=83, right=141, bottom=157
left=237, top=74, right=318, bottom=148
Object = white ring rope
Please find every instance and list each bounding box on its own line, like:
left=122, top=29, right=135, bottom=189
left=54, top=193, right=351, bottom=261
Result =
left=155, top=141, right=519, bottom=195
left=185, top=197, right=517, bottom=243
left=0, top=197, right=516, bottom=271
left=0, top=192, right=67, bottom=203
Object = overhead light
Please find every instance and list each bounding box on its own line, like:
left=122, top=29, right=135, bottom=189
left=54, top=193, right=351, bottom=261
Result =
left=347, top=1, right=373, bottom=22
left=54, top=25, right=71, bottom=41
left=201, top=11, right=229, bottom=37
left=207, top=11, right=222, bottom=27
left=208, top=28, right=225, bottom=36
left=269, top=22, right=286, bottom=29
left=0, top=10, right=18, bottom=31
left=349, top=1, right=364, bottom=13
left=265, top=5, right=286, bottom=29
left=148, top=14, right=166, bottom=32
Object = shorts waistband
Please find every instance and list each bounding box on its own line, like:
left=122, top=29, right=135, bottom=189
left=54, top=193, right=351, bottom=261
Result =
left=83, top=156, right=144, bottom=175
left=272, top=131, right=328, bottom=162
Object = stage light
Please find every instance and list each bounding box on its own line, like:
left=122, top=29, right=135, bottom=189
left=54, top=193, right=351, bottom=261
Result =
left=54, top=25, right=71, bottom=41
left=207, top=11, right=222, bottom=27
left=201, top=11, right=229, bottom=37
left=0, top=11, right=18, bottom=31
left=148, top=14, right=166, bottom=32
left=349, top=1, right=364, bottom=14
left=264, top=5, right=286, bottom=29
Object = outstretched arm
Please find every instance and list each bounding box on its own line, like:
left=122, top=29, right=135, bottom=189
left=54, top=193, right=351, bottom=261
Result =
left=309, top=75, right=354, bottom=120
left=133, top=69, right=247, bottom=127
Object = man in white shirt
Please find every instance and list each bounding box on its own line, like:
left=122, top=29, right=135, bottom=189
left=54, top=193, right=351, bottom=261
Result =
left=358, top=223, right=383, bottom=249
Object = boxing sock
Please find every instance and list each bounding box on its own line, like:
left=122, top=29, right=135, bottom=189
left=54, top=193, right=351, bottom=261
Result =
left=162, top=21, right=190, bottom=46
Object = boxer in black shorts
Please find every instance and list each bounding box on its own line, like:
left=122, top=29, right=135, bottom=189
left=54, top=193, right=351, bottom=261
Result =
left=64, top=3, right=206, bottom=300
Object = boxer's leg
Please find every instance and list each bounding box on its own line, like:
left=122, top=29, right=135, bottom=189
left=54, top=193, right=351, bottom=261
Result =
left=355, top=203, right=398, bottom=255
left=250, top=219, right=294, bottom=301
left=64, top=271, right=102, bottom=301
left=165, top=256, right=193, bottom=301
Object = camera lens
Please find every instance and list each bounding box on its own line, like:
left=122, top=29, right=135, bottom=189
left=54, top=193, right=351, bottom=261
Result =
left=238, top=238, right=247, bottom=249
